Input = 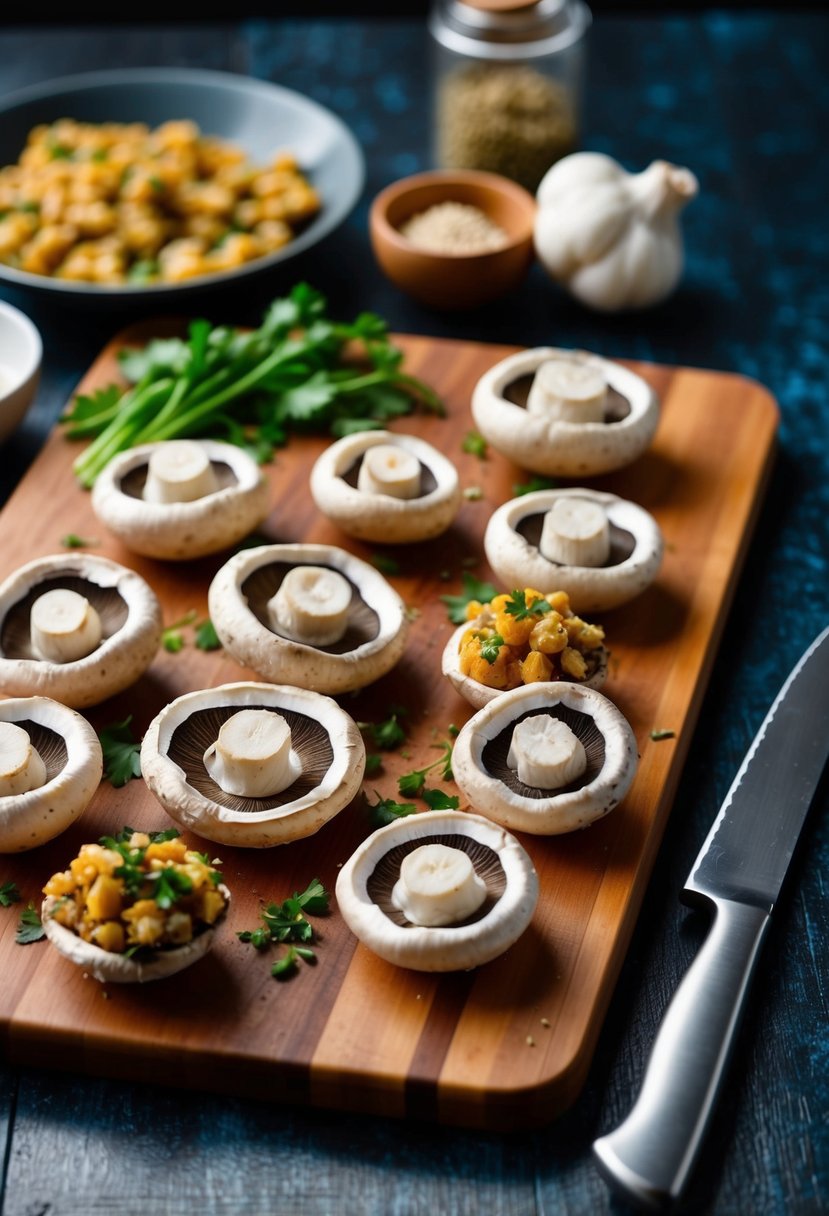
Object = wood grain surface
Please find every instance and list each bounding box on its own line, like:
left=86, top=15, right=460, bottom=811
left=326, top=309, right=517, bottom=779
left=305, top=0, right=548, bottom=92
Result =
left=0, top=324, right=778, bottom=1129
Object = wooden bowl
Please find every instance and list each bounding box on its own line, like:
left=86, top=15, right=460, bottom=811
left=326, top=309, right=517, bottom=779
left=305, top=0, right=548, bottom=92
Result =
left=369, top=170, right=536, bottom=310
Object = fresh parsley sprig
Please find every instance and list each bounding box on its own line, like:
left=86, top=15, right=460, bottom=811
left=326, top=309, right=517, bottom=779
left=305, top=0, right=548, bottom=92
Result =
left=16, top=903, right=45, bottom=945
left=0, top=880, right=21, bottom=907
left=358, top=707, right=408, bottom=751
left=504, top=589, right=552, bottom=622
left=366, top=793, right=418, bottom=829
left=440, top=573, right=498, bottom=625
left=237, top=878, right=329, bottom=978
left=98, top=717, right=142, bottom=787
left=162, top=610, right=198, bottom=653
left=396, top=739, right=455, bottom=798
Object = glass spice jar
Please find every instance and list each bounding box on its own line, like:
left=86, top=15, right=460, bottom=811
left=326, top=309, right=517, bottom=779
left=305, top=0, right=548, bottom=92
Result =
left=429, top=0, right=591, bottom=193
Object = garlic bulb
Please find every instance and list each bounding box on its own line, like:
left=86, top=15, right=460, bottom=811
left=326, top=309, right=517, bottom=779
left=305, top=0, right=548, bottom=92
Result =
left=534, top=152, right=698, bottom=312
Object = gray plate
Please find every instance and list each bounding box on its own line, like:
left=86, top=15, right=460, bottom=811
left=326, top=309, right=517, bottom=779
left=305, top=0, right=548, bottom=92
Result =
left=0, top=67, right=364, bottom=303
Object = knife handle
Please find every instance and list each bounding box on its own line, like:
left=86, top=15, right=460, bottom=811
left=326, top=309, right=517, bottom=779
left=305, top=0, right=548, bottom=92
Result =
left=592, top=894, right=771, bottom=1211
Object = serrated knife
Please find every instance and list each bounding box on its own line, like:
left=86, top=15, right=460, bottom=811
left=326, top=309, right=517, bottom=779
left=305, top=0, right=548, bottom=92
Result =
left=593, top=624, right=829, bottom=1210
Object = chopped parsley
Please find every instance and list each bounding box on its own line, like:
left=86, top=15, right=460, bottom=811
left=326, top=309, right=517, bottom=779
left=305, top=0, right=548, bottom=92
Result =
left=98, top=716, right=142, bottom=787
left=422, top=788, right=460, bottom=811
left=60, top=533, right=99, bottom=550
left=480, top=633, right=504, bottom=664
left=440, top=573, right=498, bottom=625
left=0, top=880, right=21, bottom=907
left=238, top=878, right=329, bottom=978
left=461, top=430, right=488, bottom=459
left=358, top=707, right=407, bottom=751
left=650, top=728, right=676, bottom=741
left=364, top=752, right=384, bottom=777
left=369, top=553, right=400, bottom=576
left=162, top=610, right=198, bottom=653
left=463, top=486, right=483, bottom=501
left=504, top=589, right=552, bottom=622
left=396, top=739, right=455, bottom=798
left=195, top=618, right=221, bottom=651
left=272, top=945, right=316, bottom=979
left=366, top=792, right=418, bottom=829
left=16, top=903, right=45, bottom=945
left=512, top=476, right=558, bottom=497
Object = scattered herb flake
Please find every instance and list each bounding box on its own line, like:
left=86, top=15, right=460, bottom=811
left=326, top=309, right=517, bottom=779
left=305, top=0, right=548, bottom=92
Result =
left=463, top=486, right=483, bottom=501
left=0, top=880, right=21, bottom=907
left=461, top=430, right=488, bottom=460
left=162, top=609, right=198, bottom=653
left=422, top=787, right=460, bottom=811
left=367, top=792, right=418, bottom=829
left=238, top=878, right=329, bottom=975
left=513, top=476, right=558, bottom=497
left=650, top=728, right=676, bottom=741
left=60, top=533, right=99, bottom=550
left=98, top=717, right=142, bottom=787
left=504, top=589, right=552, bottom=622
left=440, top=573, right=498, bottom=624
left=480, top=633, right=504, bottom=664
left=195, top=618, right=221, bottom=651
left=369, top=553, right=400, bottom=576
left=358, top=708, right=408, bottom=751
left=364, top=752, right=384, bottom=777
left=272, top=945, right=316, bottom=979
left=16, top=903, right=45, bottom=945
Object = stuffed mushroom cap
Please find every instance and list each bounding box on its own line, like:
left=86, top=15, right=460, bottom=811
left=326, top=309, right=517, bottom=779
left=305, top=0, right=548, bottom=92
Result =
left=0, top=553, right=162, bottom=708
left=208, top=543, right=409, bottom=695
left=0, top=696, right=102, bottom=853
left=452, top=682, right=638, bottom=835
left=140, top=681, right=365, bottom=847
left=484, top=488, right=663, bottom=613
left=471, top=347, right=659, bottom=477
left=91, top=439, right=270, bottom=560
left=336, top=809, right=539, bottom=972
left=309, top=430, right=462, bottom=544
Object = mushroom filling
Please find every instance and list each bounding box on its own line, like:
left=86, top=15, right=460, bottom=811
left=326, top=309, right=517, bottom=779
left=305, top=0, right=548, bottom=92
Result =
left=507, top=715, right=587, bottom=790
left=341, top=455, right=436, bottom=498
left=516, top=513, right=636, bottom=568
left=504, top=374, right=631, bottom=423
left=268, top=565, right=353, bottom=647
left=143, top=440, right=220, bottom=504
left=526, top=358, right=608, bottom=424
left=367, top=834, right=506, bottom=928
left=356, top=444, right=422, bottom=500
left=539, top=497, right=611, bottom=568
left=30, top=588, right=102, bottom=663
left=483, top=707, right=606, bottom=798
left=0, top=720, right=47, bottom=797
left=1, top=576, right=129, bottom=661
left=241, top=562, right=380, bottom=653
left=390, top=843, right=488, bottom=927
left=203, top=708, right=301, bottom=798
left=168, top=704, right=334, bottom=812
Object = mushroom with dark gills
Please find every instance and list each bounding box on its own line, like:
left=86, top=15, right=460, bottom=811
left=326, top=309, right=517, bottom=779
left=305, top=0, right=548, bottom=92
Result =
left=471, top=347, right=659, bottom=477
left=0, top=696, right=102, bottom=852
left=484, top=488, right=663, bottom=614
left=208, top=543, right=409, bottom=695
left=90, top=439, right=270, bottom=560
left=452, top=682, right=638, bottom=835
left=0, top=553, right=162, bottom=709
left=335, top=809, right=538, bottom=972
left=309, top=430, right=462, bottom=544
left=140, top=682, right=365, bottom=847
left=41, top=830, right=230, bottom=983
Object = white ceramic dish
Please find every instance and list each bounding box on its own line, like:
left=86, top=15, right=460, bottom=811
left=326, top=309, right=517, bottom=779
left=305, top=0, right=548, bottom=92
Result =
left=0, top=299, right=41, bottom=443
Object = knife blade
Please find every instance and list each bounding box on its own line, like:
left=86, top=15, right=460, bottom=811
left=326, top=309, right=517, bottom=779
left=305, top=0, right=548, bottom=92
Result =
left=592, top=624, right=829, bottom=1210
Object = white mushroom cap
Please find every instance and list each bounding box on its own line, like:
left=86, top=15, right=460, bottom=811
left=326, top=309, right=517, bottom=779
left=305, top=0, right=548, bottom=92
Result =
left=452, top=683, right=638, bottom=835
left=140, top=681, right=366, bottom=847
left=471, top=347, right=659, bottom=477
left=484, top=488, right=663, bottom=613
left=309, top=430, right=462, bottom=544
left=441, top=622, right=609, bottom=711
left=42, top=885, right=230, bottom=983
left=0, top=696, right=102, bottom=853
left=208, top=543, right=409, bottom=695
left=90, top=440, right=270, bottom=560
left=335, top=809, right=538, bottom=972
left=0, top=553, right=162, bottom=709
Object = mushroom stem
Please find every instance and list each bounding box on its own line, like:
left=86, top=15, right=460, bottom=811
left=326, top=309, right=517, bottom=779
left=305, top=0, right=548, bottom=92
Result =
left=391, top=843, right=487, bottom=927
left=526, top=359, right=608, bottom=423
left=0, top=721, right=47, bottom=797
left=30, top=589, right=102, bottom=663
left=357, top=444, right=421, bottom=499
left=203, top=709, right=300, bottom=798
left=507, top=716, right=587, bottom=789
left=143, top=440, right=219, bottom=504
left=539, top=496, right=611, bottom=567
left=268, top=566, right=352, bottom=646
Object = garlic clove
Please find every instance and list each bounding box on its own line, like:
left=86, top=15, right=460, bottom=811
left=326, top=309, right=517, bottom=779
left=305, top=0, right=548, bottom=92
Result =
left=30, top=588, right=103, bottom=663
left=203, top=708, right=300, bottom=798
left=391, top=842, right=487, bottom=927
left=526, top=358, right=607, bottom=423
left=143, top=440, right=220, bottom=504
left=268, top=565, right=352, bottom=646
left=507, top=715, right=587, bottom=789
left=357, top=444, right=421, bottom=500
left=539, top=496, right=611, bottom=567
left=0, top=720, right=47, bottom=797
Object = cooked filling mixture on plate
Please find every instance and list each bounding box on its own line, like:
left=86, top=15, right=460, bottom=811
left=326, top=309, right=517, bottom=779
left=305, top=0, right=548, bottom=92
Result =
left=458, top=587, right=605, bottom=690
left=43, top=829, right=227, bottom=953
left=0, top=119, right=321, bottom=284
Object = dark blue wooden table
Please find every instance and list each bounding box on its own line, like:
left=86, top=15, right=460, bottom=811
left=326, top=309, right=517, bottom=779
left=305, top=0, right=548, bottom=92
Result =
left=0, top=13, right=827, bottom=1215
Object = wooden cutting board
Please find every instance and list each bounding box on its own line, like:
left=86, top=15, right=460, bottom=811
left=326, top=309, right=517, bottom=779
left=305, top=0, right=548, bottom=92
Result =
left=0, top=325, right=778, bottom=1129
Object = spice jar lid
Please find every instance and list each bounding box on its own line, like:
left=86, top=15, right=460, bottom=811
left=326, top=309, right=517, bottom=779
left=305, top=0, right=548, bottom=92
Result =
left=430, top=0, right=591, bottom=60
